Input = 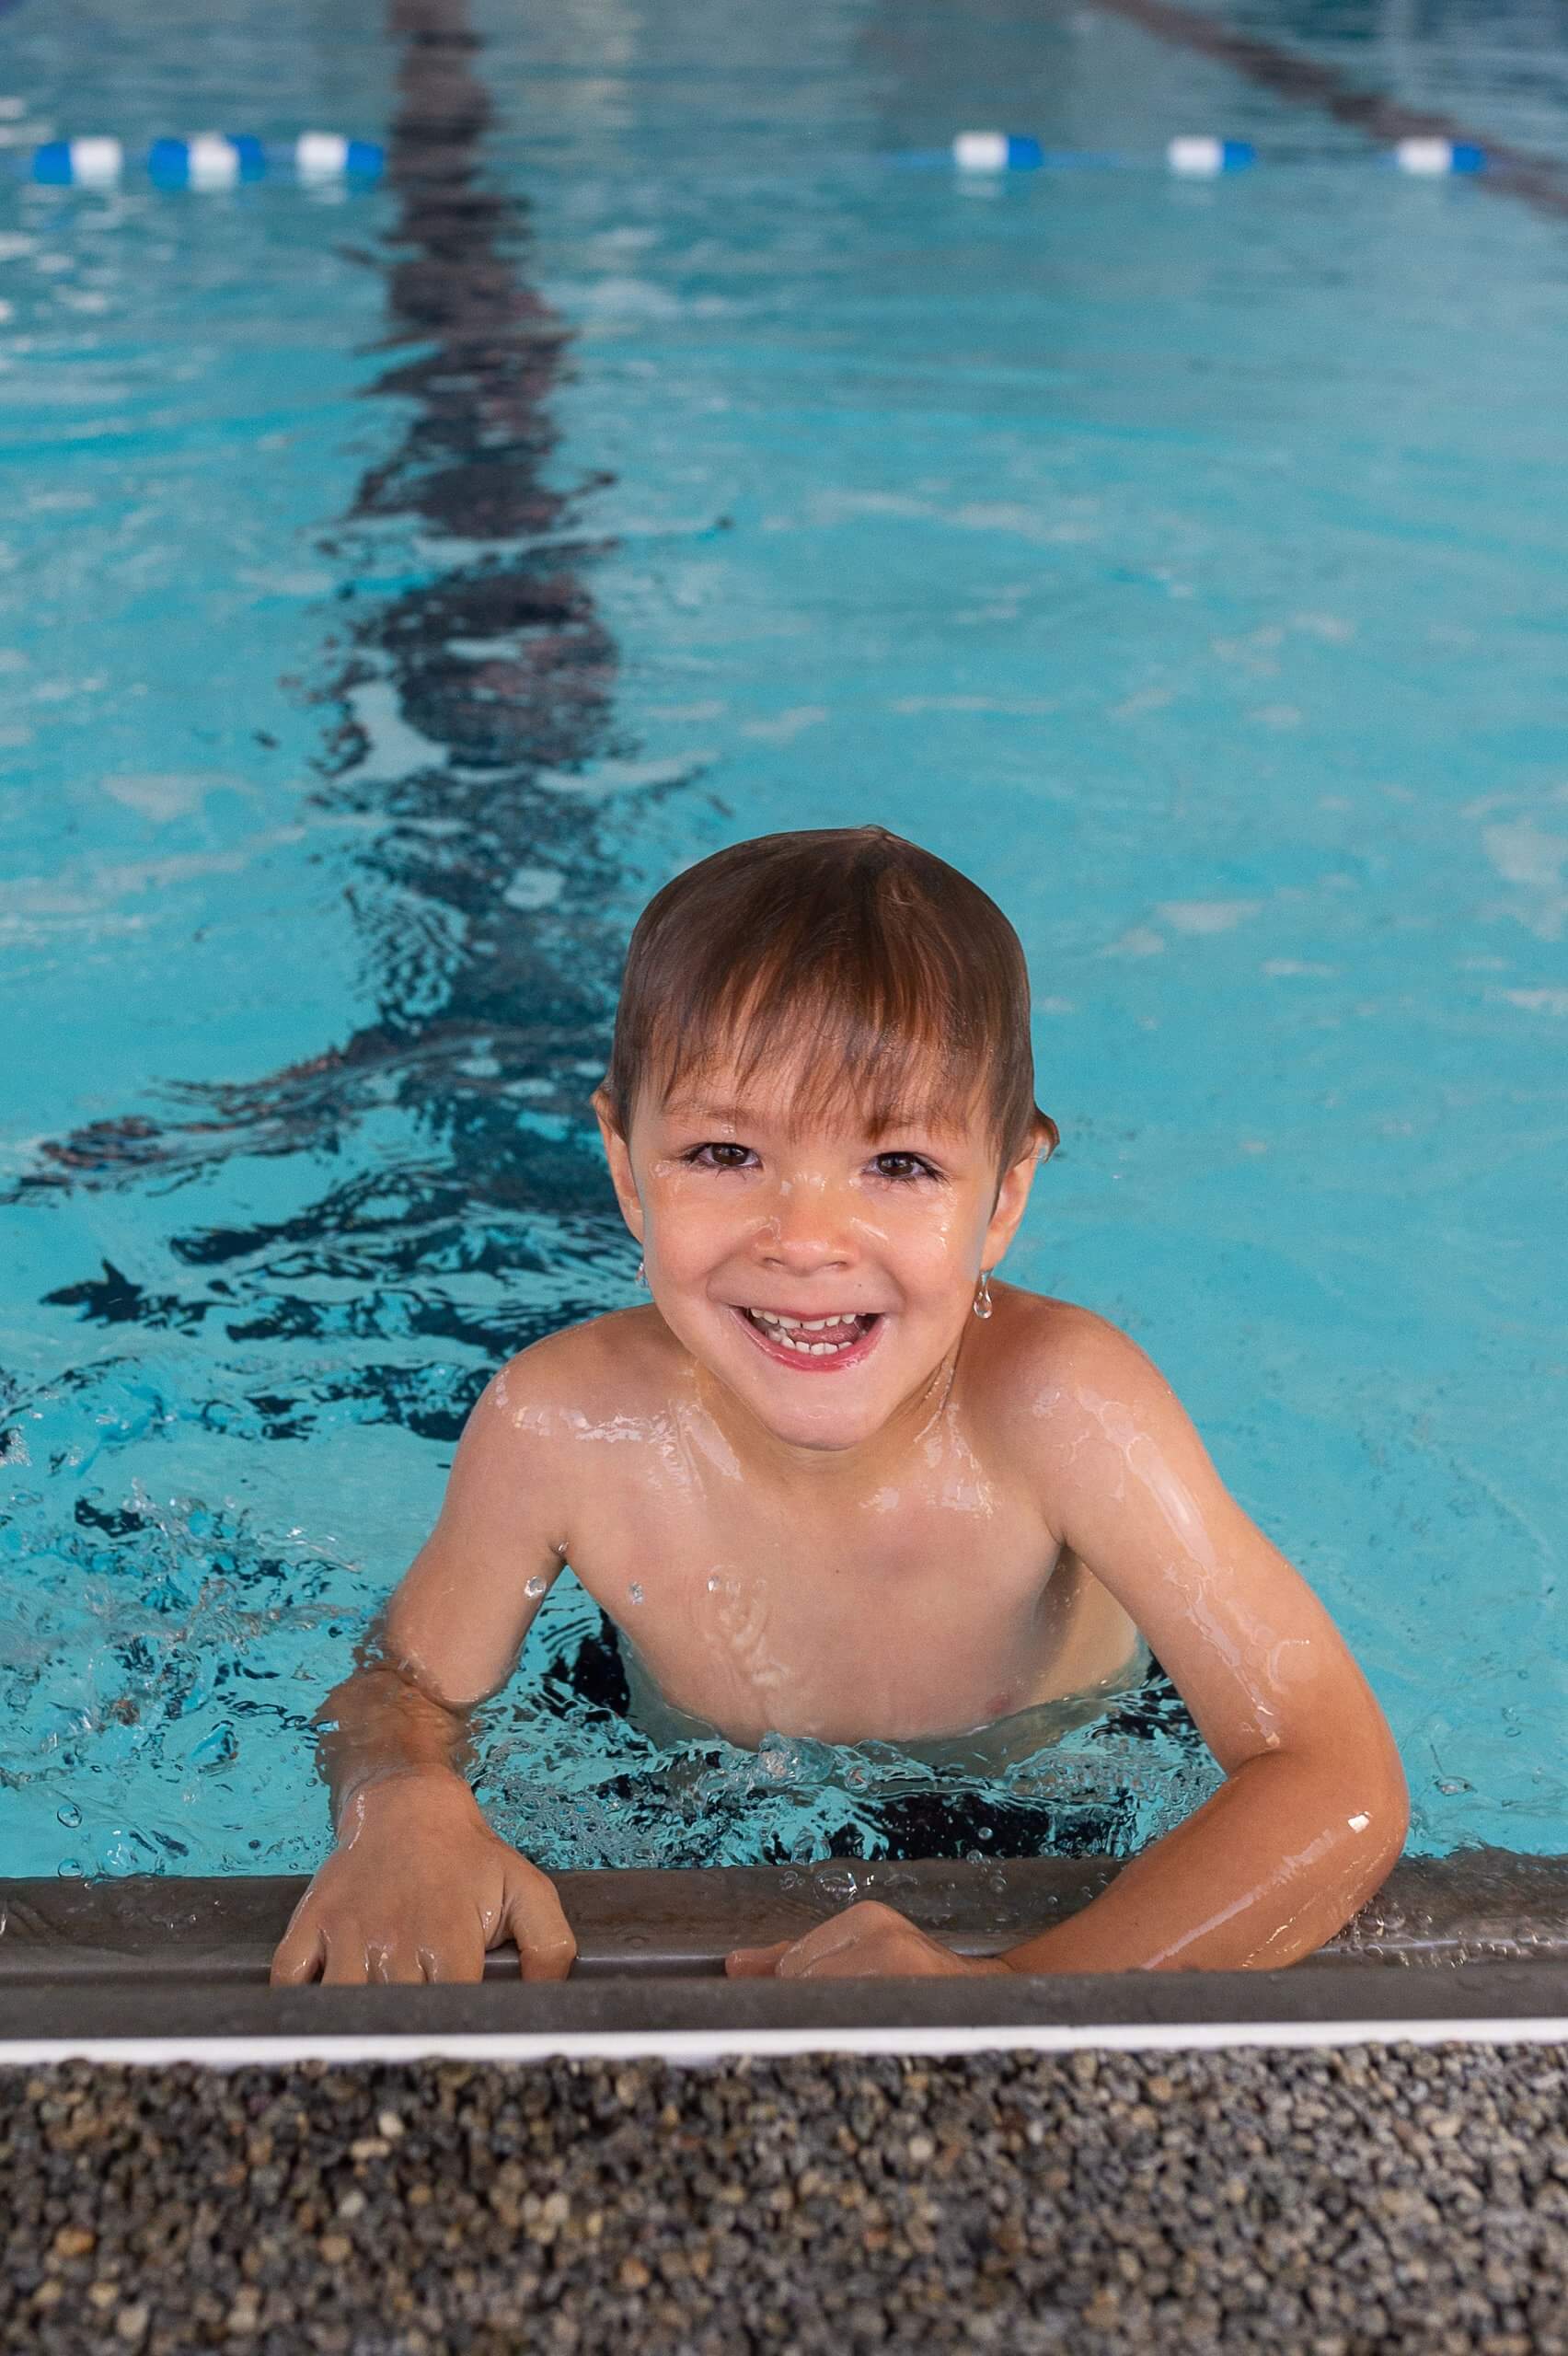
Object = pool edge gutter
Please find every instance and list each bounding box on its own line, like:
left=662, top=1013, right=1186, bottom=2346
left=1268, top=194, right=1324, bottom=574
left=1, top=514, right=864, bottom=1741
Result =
left=4, top=1851, right=1566, bottom=2060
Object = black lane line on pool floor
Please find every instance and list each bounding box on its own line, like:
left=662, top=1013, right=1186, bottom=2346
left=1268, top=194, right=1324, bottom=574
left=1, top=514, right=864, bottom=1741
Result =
left=0, top=0, right=695, bottom=1847
left=1074, top=0, right=1568, bottom=222
left=8, top=0, right=658, bottom=1349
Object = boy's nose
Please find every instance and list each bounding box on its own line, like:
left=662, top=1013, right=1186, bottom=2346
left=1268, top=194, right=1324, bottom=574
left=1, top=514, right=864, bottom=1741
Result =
left=754, top=1185, right=854, bottom=1271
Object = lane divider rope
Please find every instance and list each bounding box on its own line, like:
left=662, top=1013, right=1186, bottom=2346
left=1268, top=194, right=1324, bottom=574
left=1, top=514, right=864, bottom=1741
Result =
left=17, top=131, right=384, bottom=187
left=949, top=130, right=1489, bottom=176
left=10, top=127, right=1494, bottom=191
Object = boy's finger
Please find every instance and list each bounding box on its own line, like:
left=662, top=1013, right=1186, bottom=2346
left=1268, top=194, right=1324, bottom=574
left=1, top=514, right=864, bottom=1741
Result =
left=724, top=1941, right=792, bottom=1977
left=500, top=1869, right=577, bottom=1981
left=420, top=1935, right=485, bottom=1984
left=319, top=1928, right=374, bottom=1985
left=269, top=1911, right=326, bottom=1987
left=366, top=1941, right=428, bottom=1986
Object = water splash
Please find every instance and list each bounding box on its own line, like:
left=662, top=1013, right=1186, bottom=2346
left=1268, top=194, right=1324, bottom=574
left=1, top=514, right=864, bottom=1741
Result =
left=0, top=1410, right=372, bottom=1877
left=473, top=1573, right=1220, bottom=1874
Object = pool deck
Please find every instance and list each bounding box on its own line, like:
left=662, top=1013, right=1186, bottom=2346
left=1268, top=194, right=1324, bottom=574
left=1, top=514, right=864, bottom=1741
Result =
left=4, top=2037, right=1565, bottom=2352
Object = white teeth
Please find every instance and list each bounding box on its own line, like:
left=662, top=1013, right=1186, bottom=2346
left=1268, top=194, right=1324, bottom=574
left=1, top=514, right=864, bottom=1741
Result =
left=744, top=1308, right=868, bottom=1357
left=753, top=1310, right=859, bottom=1335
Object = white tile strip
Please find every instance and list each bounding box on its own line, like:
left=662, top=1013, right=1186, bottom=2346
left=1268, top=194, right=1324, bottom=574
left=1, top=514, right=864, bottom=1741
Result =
left=2, top=2017, right=1565, bottom=2072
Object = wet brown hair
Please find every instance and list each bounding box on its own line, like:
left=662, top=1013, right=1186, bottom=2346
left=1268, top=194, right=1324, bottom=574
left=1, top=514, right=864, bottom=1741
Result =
left=600, top=826, right=1058, bottom=1182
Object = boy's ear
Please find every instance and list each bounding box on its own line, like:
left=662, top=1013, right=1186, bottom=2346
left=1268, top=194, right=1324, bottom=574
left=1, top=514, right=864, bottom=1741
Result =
left=591, top=1086, right=645, bottom=1243
left=981, top=1116, right=1054, bottom=1269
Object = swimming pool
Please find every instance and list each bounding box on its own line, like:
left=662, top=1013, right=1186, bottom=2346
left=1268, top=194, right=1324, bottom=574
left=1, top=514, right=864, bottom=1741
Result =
left=2, top=0, right=1565, bottom=1893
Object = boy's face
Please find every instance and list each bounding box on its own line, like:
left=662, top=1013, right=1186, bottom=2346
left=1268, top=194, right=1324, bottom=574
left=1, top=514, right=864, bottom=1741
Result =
left=594, top=1056, right=1041, bottom=1461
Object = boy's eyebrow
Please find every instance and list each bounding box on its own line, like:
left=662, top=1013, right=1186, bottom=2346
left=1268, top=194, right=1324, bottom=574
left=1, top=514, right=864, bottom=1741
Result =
left=659, top=1094, right=964, bottom=1139
left=660, top=1098, right=748, bottom=1126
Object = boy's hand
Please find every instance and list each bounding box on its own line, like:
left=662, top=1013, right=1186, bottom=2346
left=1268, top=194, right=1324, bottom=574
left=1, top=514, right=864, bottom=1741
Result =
left=269, top=1772, right=576, bottom=1987
left=725, top=1899, right=1011, bottom=1981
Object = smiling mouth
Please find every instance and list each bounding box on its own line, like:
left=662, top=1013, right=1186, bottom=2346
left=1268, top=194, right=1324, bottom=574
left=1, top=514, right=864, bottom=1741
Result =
left=732, top=1305, right=882, bottom=1369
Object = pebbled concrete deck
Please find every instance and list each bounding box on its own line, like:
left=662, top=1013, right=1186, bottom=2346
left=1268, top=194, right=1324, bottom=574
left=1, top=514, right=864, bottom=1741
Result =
left=3, top=2039, right=1565, bottom=2353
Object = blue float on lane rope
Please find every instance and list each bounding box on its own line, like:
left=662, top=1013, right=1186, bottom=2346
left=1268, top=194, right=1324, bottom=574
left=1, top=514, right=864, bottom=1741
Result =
left=27, top=136, right=124, bottom=186
left=951, top=132, right=1043, bottom=173
left=1393, top=137, right=1487, bottom=176
left=1165, top=135, right=1255, bottom=176
left=293, top=132, right=386, bottom=180
left=147, top=134, right=266, bottom=188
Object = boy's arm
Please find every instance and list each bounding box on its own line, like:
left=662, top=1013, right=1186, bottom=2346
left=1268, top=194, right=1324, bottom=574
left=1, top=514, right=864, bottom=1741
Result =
left=729, top=1308, right=1408, bottom=1983
left=314, top=1362, right=565, bottom=1825
left=995, top=1309, right=1408, bottom=1972
left=271, top=1356, right=578, bottom=1985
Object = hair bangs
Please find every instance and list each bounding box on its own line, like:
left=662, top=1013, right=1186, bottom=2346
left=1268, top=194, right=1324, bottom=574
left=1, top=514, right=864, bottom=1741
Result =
left=652, top=965, right=986, bottom=1151
left=602, top=826, right=1057, bottom=1175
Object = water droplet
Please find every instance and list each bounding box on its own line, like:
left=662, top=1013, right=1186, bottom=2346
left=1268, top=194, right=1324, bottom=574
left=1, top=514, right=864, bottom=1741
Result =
left=57, top=1859, right=83, bottom=1878
left=814, top=1865, right=858, bottom=1900
left=963, top=1849, right=985, bottom=1865
left=628, top=1582, right=644, bottom=1606
left=525, top=1576, right=548, bottom=1600
left=56, top=1801, right=83, bottom=1829
left=978, top=1826, right=993, bottom=1842
left=706, top=1575, right=722, bottom=1593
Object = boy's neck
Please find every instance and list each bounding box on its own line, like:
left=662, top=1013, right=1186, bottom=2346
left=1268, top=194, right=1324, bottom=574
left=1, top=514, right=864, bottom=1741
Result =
left=684, top=1331, right=967, bottom=1502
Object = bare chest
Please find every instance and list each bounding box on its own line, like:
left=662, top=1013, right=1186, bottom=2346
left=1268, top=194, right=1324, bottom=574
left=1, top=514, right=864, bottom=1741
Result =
left=562, top=1441, right=1091, bottom=1746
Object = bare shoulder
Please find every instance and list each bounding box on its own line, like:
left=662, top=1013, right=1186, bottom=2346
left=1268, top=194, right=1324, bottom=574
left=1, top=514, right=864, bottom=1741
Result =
left=984, top=1285, right=1178, bottom=1413
left=977, top=1287, right=1190, bottom=1501
left=483, top=1305, right=672, bottom=1443
left=424, top=1307, right=671, bottom=1576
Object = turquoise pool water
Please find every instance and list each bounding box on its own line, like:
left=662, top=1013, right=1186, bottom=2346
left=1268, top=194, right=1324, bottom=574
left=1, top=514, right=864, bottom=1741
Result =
left=2, top=0, right=1564, bottom=1881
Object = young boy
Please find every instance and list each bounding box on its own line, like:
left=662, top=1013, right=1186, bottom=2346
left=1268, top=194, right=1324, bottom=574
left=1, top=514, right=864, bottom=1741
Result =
left=271, top=826, right=1407, bottom=1987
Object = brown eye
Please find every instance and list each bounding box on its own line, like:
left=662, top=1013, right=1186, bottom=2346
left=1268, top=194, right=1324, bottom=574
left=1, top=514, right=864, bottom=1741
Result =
left=688, top=1142, right=753, bottom=1171
left=872, top=1153, right=936, bottom=1183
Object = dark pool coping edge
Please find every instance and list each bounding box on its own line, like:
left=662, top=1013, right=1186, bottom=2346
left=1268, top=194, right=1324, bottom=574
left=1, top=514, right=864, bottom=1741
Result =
left=7, top=1853, right=1568, bottom=1981
left=4, top=1851, right=1567, bottom=2049
left=4, top=1963, right=1568, bottom=2055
